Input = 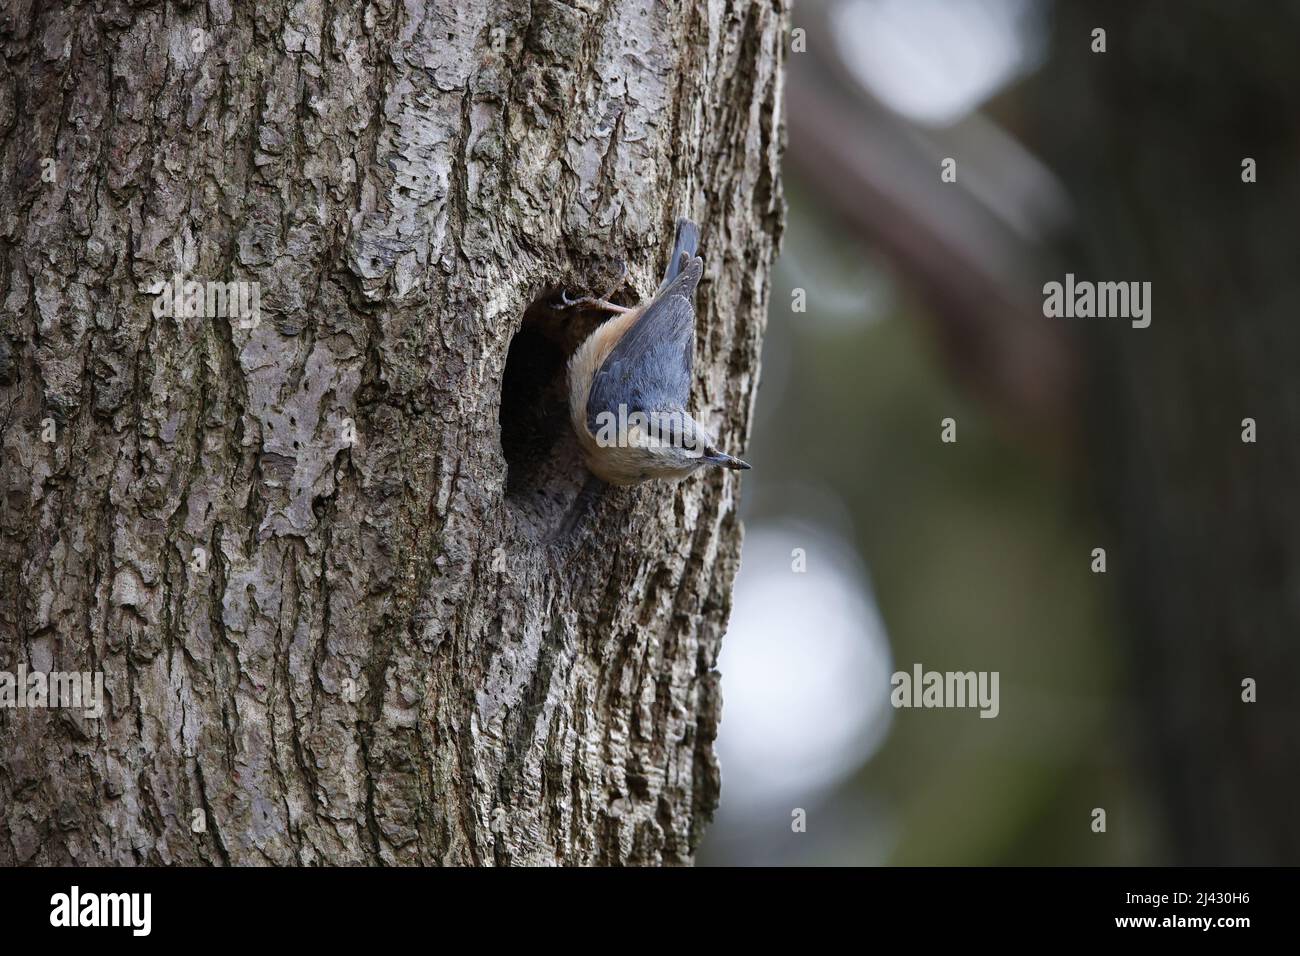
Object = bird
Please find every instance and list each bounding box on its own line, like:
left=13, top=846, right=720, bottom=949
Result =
left=560, top=218, right=751, bottom=486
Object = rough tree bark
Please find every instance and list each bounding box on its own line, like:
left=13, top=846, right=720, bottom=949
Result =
left=0, top=0, right=785, bottom=865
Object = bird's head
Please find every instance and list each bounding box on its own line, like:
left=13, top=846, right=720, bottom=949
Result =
left=618, top=410, right=750, bottom=480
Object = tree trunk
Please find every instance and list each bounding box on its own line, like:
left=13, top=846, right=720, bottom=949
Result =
left=0, top=0, right=785, bottom=865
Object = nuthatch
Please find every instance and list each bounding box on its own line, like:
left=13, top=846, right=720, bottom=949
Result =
left=562, top=218, right=751, bottom=486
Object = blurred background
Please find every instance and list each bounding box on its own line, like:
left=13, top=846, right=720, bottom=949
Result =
left=699, top=0, right=1300, bottom=865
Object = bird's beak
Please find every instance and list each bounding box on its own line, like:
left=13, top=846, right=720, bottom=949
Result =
left=704, top=449, right=751, bottom=471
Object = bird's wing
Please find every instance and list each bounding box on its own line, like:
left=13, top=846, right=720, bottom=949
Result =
left=586, top=255, right=702, bottom=433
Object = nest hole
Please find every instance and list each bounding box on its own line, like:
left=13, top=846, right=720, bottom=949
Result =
left=499, top=290, right=609, bottom=539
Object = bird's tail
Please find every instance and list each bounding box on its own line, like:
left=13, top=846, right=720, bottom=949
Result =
left=659, top=217, right=699, bottom=290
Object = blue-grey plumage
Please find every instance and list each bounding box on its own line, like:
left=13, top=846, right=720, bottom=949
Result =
left=563, top=218, right=751, bottom=485
left=585, top=257, right=699, bottom=436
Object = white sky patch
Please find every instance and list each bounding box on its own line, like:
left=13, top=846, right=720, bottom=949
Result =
left=831, top=0, right=1045, bottom=127
left=717, top=523, right=893, bottom=814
